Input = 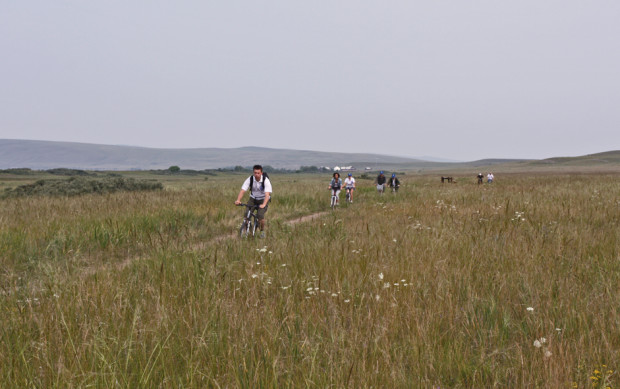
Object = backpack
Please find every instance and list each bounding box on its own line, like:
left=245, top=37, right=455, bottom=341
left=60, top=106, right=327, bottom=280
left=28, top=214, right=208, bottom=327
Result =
left=249, top=172, right=271, bottom=200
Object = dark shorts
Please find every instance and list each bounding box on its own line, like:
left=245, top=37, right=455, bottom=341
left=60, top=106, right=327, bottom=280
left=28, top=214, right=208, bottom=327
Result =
left=245, top=197, right=268, bottom=220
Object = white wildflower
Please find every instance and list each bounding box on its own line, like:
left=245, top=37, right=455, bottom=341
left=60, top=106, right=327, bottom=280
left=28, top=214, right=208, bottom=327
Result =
left=383, top=283, right=390, bottom=289
left=526, top=307, right=534, bottom=312
left=331, top=293, right=338, bottom=297
left=540, top=337, right=546, bottom=344
left=378, top=272, right=384, bottom=280
left=251, top=274, right=258, bottom=279
left=533, top=340, right=542, bottom=348
left=344, top=299, right=350, bottom=303
left=375, top=294, right=380, bottom=301
left=544, top=350, right=552, bottom=358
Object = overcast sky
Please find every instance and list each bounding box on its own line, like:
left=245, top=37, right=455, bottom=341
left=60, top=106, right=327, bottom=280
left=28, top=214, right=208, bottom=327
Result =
left=1, top=1, right=619, bottom=161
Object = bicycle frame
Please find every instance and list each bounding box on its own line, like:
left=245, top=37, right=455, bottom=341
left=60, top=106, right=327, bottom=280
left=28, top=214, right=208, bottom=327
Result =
left=330, top=189, right=339, bottom=209
left=238, top=203, right=259, bottom=237
left=345, top=187, right=353, bottom=203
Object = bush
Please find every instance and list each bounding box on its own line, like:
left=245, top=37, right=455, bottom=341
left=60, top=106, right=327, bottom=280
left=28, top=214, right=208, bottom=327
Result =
left=0, top=168, right=34, bottom=175
left=46, top=168, right=96, bottom=176
left=2, top=177, right=163, bottom=198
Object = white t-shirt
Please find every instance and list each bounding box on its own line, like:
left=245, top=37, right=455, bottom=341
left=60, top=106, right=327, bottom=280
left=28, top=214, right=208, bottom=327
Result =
left=344, top=177, right=356, bottom=188
left=241, top=175, right=273, bottom=199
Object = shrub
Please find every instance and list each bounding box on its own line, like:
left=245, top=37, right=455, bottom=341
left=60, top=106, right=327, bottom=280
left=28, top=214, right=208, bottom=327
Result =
left=46, top=168, right=96, bottom=176
left=2, top=177, right=163, bottom=198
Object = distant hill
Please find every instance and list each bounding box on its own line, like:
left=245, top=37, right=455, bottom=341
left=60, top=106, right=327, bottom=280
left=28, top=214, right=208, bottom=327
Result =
left=0, top=139, right=430, bottom=170
left=526, top=150, right=620, bottom=167
left=1, top=139, right=617, bottom=172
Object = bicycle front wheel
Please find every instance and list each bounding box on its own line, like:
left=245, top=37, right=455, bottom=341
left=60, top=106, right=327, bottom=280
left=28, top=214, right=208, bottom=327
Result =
left=250, top=218, right=257, bottom=237
left=240, top=220, right=249, bottom=238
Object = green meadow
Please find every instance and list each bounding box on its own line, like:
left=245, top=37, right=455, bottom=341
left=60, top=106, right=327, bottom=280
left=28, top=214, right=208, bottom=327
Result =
left=0, top=171, right=618, bottom=388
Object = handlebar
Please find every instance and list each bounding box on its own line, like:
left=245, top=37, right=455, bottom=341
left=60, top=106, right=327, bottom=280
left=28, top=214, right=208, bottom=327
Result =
left=237, top=203, right=261, bottom=209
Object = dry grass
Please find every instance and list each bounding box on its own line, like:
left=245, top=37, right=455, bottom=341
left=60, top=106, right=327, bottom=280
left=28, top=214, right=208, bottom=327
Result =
left=0, top=172, right=618, bottom=387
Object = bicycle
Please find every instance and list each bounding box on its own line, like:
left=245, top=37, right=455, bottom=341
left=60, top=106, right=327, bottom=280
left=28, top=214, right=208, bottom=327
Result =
left=330, top=189, right=339, bottom=210
left=237, top=203, right=259, bottom=238
left=345, top=187, right=353, bottom=203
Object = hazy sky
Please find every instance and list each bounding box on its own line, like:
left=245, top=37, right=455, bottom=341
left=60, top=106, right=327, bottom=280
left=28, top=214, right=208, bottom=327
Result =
left=2, top=1, right=619, bottom=161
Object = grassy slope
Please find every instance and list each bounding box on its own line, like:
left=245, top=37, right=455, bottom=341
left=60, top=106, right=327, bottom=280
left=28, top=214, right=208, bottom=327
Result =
left=0, top=172, right=618, bottom=387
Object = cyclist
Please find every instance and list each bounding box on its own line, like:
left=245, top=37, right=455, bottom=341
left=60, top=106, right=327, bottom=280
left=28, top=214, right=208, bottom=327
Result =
left=387, top=173, right=400, bottom=192
left=328, top=172, right=342, bottom=205
left=235, top=164, right=272, bottom=238
left=376, top=171, right=386, bottom=194
left=343, top=173, right=356, bottom=202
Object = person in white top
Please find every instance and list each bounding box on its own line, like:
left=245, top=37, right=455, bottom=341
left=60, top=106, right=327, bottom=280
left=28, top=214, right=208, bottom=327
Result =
left=343, top=173, right=356, bottom=202
left=235, top=165, right=273, bottom=236
left=487, top=172, right=494, bottom=183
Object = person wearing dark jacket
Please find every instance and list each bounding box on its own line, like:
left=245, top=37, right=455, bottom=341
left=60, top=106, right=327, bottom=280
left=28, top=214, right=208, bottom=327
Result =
left=387, top=173, right=400, bottom=192
left=376, top=171, right=386, bottom=194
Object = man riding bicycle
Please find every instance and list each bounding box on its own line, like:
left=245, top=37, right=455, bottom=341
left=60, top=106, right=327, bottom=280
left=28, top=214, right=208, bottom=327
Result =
left=328, top=172, right=342, bottom=205
left=235, top=165, right=272, bottom=238
left=376, top=171, right=386, bottom=193
left=343, top=173, right=356, bottom=203
left=387, top=173, right=400, bottom=192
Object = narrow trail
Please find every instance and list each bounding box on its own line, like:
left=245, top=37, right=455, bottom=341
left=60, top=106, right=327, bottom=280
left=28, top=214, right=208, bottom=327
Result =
left=88, top=210, right=330, bottom=276
left=194, top=210, right=329, bottom=248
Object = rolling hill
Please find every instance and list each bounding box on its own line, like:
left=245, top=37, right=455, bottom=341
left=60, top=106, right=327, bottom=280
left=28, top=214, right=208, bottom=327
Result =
left=0, top=139, right=429, bottom=170
left=1, top=139, right=618, bottom=172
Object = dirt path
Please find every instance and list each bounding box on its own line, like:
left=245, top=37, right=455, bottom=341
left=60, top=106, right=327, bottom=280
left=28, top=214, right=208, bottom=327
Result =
left=96, top=210, right=330, bottom=275
left=190, top=210, right=329, bottom=250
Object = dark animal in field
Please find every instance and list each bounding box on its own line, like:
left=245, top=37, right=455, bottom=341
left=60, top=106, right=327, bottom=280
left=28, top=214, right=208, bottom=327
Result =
left=441, top=176, right=454, bottom=183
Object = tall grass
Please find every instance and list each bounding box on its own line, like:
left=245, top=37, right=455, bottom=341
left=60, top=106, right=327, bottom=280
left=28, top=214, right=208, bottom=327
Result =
left=0, top=173, right=618, bottom=387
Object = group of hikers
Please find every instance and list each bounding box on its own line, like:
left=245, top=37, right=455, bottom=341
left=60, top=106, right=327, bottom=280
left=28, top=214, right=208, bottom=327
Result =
left=327, top=170, right=401, bottom=205
left=234, top=165, right=401, bottom=238
left=477, top=172, right=495, bottom=184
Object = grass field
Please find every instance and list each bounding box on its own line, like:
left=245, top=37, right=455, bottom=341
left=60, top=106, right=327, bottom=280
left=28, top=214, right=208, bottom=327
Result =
left=0, top=171, right=618, bottom=387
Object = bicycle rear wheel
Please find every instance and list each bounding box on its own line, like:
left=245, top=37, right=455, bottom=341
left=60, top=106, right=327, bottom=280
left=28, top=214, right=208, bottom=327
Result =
left=331, top=195, right=336, bottom=209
